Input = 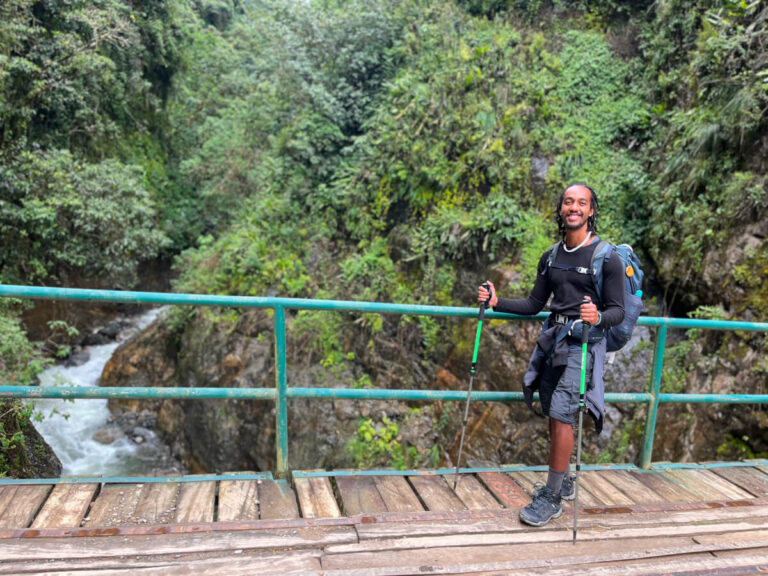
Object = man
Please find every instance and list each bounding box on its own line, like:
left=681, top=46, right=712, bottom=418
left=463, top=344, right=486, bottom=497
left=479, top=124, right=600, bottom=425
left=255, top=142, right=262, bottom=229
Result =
left=478, top=183, right=624, bottom=527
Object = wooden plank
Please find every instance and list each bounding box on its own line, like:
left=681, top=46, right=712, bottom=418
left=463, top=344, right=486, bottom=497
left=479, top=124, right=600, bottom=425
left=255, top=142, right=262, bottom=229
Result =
left=294, top=476, right=341, bottom=519
left=0, top=526, right=357, bottom=562
left=628, top=470, right=699, bottom=503
left=570, top=503, right=768, bottom=530
left=322, top=548, right=768, bottom=575
left=695, top=528, right=768, bottom=546
left=579, top=471, right=635, bottom=506
left=477, top=472, right=529, bottom=508
left=133, top=483, right=180, bottom=525
left=664, top=469, right=752, bottom=501
left=0, top=486, right=18, bottom=519
left=218, top=480, right=259, bottom=522
left=373, top=475, right=424, bottom=513
left=325, top=517, right=768, bottom=556
left=710, top=466, right=768, bottom=498
left=0, top=549, right=323, bottom=576
left=257, top=479, right=300, bottom=520
left=175, top=481, right=215, bottom=524
left=0, top=485, right=51, bottom=529
left=31, top=483, right=98, bottom=529
left=510, top=470, right=546, bottom=495
left=84, top=484, right=143, bottom=527
left=336, top=476, right=387, bottom=516
left=323, top=528, right=768, bottom=572
left=408, top=476, right=466, bottom=512
left=597, top=471, right=666, bottom=505
left=690, top=468, right=754, bottom=500
left=447, top=474, right=502, bottom=510
left=357, top=516, right=528, bottom=541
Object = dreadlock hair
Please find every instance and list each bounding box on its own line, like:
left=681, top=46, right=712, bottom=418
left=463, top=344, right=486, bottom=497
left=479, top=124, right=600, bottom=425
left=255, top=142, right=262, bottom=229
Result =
left=555, top=182, right=599, bottom=241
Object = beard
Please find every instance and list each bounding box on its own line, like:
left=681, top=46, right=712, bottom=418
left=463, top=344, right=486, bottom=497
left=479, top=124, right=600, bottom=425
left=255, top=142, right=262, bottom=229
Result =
left=562, top=212, right=589, bottom=230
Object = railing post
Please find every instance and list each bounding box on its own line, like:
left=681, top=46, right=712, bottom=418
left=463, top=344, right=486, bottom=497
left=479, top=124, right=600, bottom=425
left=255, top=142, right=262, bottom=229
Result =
left=641, top=324, right=667, bottom=469
left=274, top=305, right=289, bottom=478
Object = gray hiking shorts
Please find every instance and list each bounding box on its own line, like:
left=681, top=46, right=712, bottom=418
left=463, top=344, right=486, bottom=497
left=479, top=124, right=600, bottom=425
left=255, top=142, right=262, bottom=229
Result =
left=539, top=344, right=593, bottom=425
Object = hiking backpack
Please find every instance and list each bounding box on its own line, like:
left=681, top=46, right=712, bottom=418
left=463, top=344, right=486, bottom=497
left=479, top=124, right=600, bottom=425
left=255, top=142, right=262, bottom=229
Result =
left=547, top=239, right=644, bottom=353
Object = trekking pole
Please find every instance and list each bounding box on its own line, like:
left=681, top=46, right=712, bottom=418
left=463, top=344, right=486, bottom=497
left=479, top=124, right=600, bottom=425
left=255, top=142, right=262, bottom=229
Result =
left=573, top=296, right=591, bottom=544
left=453, top=282, right=491, bottom=491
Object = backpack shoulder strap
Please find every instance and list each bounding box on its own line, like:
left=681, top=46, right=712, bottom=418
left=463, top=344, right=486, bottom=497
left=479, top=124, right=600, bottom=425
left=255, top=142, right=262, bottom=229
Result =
left=590, top=240, right=614, bottom=305
left=542, top=242, right=561, bottom=275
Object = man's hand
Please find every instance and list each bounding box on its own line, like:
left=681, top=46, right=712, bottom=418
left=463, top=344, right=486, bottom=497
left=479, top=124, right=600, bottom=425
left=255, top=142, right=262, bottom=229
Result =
left=478, top=282, right=498, bottom=308
left=580, top=296, right=600, bottom=325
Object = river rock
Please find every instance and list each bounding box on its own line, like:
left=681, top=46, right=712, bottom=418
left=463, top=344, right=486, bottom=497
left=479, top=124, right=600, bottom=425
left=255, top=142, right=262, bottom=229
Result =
left=65, top=348, right=91, bottom=367
left=93, top=426, right=124, bottom=445
left=0, top=400, right=62, bottom=478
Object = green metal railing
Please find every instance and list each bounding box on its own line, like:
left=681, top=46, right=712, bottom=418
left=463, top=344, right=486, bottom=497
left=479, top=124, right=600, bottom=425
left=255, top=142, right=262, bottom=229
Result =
left=1, top=284, right=767, bottom=478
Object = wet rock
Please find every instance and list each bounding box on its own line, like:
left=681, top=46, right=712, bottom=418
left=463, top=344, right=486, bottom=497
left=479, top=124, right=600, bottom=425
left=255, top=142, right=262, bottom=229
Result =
left=129, top=426, right=154, bottom=441
left=82, top=331, right=111, bottom=346
left=65, top=349, right=91, bottom=367
left=99, top=320, right=128, bottom=339
left=93, top=427, right=123, bottom=445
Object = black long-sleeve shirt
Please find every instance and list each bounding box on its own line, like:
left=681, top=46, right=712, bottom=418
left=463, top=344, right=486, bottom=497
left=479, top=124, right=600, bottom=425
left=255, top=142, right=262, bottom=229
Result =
left=495, top=239, right=625, bottom=328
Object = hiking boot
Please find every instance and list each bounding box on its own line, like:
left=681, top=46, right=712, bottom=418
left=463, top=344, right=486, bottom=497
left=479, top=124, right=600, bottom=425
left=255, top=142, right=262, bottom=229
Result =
left=533, top=476, right=576, bottom=501
left=560, top=475, right=575, bottom=501
left=520, top=485, right=562, bottom=527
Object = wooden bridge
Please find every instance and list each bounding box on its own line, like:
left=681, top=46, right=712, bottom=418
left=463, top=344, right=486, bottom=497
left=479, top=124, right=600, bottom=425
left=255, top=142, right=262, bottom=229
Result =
left=2, top=462, right=768, bottom=575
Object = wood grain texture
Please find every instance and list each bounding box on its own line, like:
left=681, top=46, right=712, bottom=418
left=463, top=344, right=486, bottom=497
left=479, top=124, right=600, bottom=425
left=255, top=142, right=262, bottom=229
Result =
left=31, top=483, right=98, bottom=529
left=408, top=475, right=466, bottom=512
left=84, top=484, right=143, bottom=527
left=446, top=474, right=502, bottom=510
left=477, top=472, right=529, bottom=508
left=597, top=470, right=666, bottom=504
left=709, top=466, right=768, bottom=498
left=579, top=471, right=635, bottom=506
left=0, top=485, right=51, bottom=529
left=372, top=475, right=424, bottom=513
left=258, top=479, right=300, bottom=520
left=175, top=481, right=216, bottom=524
left=664, top=469, right=752, bottom=501
left=218, top=480, right=259, bottom=522
left=628, top=470, right=699, bottom=503
left=134, top=483, right=180, bottom=525
left=294, top=476, right=341, bottom=519
left=336, top=475, right=387, bottom=516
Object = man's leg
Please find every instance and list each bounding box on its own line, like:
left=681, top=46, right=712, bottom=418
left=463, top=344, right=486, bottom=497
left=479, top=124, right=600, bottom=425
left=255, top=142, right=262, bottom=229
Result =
left=546, top=417, right=573, bottom=495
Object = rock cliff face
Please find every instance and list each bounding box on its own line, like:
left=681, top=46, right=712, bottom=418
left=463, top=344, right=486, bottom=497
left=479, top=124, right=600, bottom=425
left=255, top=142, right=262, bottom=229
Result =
left=0, top=401, right=61, bottom=478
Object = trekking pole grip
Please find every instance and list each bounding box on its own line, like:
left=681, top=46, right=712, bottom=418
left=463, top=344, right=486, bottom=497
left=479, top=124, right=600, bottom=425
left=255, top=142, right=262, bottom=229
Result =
left=479, top=282, right=492, bottom=319
left=581, top=296, right=590, bottom=345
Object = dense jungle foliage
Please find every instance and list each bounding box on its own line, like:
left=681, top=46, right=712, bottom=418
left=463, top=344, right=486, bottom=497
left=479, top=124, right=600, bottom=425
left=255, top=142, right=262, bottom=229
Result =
left=1, top=0, right=766, bottom=474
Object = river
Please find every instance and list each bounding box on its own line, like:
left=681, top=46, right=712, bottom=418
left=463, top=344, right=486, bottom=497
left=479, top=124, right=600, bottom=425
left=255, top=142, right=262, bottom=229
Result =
left=34, top=308, right=180, bottom=477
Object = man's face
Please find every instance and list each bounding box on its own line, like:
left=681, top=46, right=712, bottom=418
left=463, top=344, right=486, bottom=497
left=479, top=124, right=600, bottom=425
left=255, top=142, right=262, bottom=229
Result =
left=560, top=186, right=593, bottom=231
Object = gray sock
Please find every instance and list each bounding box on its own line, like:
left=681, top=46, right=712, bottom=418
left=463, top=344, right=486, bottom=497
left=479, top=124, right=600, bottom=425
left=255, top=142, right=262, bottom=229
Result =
left=546, top=468, right=566, bottom=494
left=566, top=463, right=571, bottom=479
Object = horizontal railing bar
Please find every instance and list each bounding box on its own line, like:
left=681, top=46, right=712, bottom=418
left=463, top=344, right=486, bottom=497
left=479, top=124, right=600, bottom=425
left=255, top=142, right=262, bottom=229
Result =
left=7, top=385, right=767, bottom=406
left=0, top=472, right=275, bottom=486
left=658, top=393, right=768, bottom=404
left=649, top=460, right=768, bottom=470
left=292, top=459, right=768, bottom=478
left=0, top=386, right=652, bottom=404
left=2, top=284, right=768, bottom=330
left=293, top=463, right=643, bottom=478
left=0, top=386, right=277, bottom=400
left=638, top=316, right=768, bottom=331
left=0, top=284, right=542, bottom=320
